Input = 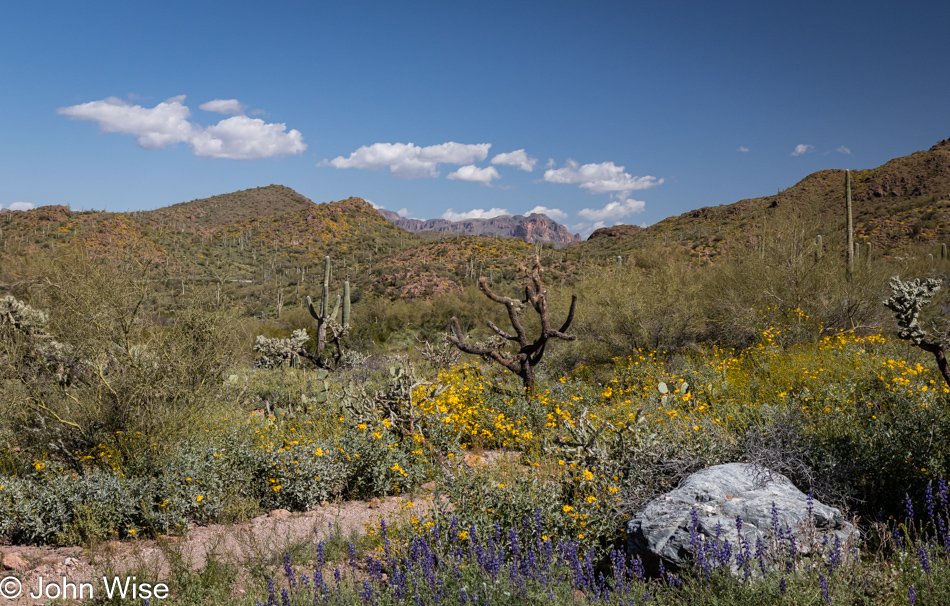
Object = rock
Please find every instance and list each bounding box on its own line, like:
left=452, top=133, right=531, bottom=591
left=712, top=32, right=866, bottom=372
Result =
left=421, top=482, right=437, bottom=491
left=268, top=508, right=292, bottom=518
left=626, top=463, right=859, bottom=574
left=1, top=552, right=28, bottom=571
left=464, top=454, right=486, bottom=468
left=369, top=498, right=381, bottom=509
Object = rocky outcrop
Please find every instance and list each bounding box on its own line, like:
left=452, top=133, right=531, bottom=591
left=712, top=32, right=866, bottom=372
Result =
left=626, top=463, right=858, bottom=574
left=587, top=224, right=643, bottom=240
left=377, top=209, right=581, bottom=248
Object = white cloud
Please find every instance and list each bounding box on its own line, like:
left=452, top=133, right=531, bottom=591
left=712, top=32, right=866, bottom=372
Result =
left=441, top=207, right=509, bottom=221
left=446, top=164, right=500, bottom=184
left=737, top=146, right=750, bottom=152
left=326, top=142, right=491, bottom=179
left=190, top=116, right=305, bottom=160
left=366, top=199, right=383, bottom=209
left=543, top=159, right=662, bottom=195
left=791, top=144, right=814, bottom=156
left=836, top=145, right=851, bottom=155
left=578, top=198, right=646, bottom=222
left=58, top=95, right=305, bottom=159
left=526, top=205, right=568, bottom=221
left=58, top=95, right=194, bottom=149
left=8, top=202, right=35, bottom=211
left=396, top=208, right=411, bottom=217
left=545, top=158, right=556, bottom=169
left=491, top=149, right=537, bottom=172
left=199, top=99, right=247, bottom=115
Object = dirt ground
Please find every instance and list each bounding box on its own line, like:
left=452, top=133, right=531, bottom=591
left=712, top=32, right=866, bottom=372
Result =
left=0, top=490, right=443, bottom=604
left=0, top=451, right=519, bottom=605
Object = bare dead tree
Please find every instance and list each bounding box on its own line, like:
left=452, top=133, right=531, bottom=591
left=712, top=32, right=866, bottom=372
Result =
left=448, top=255, right=577, bottom=393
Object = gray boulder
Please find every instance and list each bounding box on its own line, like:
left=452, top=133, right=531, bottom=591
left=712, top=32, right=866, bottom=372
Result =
left=626, top=463, right=859, bottom=574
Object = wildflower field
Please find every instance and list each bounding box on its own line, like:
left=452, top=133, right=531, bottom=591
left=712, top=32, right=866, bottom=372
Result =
left=2, top=238, right=950, bottom=604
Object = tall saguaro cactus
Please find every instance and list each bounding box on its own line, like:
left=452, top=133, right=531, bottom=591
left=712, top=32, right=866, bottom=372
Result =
left=306, top=256, right=351, bottom=364
left=846, top=170, right=854, bottom=283
left=448, top=255, right=577, bottom=393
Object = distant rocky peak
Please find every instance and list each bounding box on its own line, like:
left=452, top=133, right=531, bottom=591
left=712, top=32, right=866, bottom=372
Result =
left=377, top=209, right=581, bottom=247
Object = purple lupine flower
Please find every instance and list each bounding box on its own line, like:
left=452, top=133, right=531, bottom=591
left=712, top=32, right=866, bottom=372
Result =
left=266, top=578, right=276, bottom=605
left=778, top=577, right=787, bottom=595
left=926, top=481, right=936, bottom=522
left=360, top=580, right=374, bottom=606
left=735, top=514, right=743, bottom=534
left=909, top=585, right=917, bottom=604
left=829, top=536, right=842, bottom=575
left=819, top=574, right=830, bottom=604
left=281, top=588, right=290, bottom=606
left=283, top=551, right=296, bottom=590
left=755, top=537, right=768, bottom=578
left=939, top=479, right=949, bottom=509
left=906, top=495, right=915, bottom=525
left=631, top=555, right=645, bottom=581
left=918, top=544, right=931, bottom=574
left=690, top=508, right=701, bottom=547
left=807, top=493, right=814, bottom=521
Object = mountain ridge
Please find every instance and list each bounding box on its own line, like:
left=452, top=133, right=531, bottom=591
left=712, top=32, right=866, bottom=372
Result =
left=376, top=208, right=581, bottom=248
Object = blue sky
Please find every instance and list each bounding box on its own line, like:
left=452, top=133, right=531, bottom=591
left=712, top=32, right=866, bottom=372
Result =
left=2, top=1, right=948, bottom=235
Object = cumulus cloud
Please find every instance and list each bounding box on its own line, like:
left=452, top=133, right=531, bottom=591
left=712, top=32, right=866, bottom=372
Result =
left=326, top=142, right=491, bottom=179
left=491, top=149, right=537, bottom=172
left=578, top=198, right=646, bottom=222
left=190, top=116, right=305, bottom=159
left=738, top=146, right=750, bottom=152
left=446, top=164, right=500, bottom=184
left=199, top=99, right=247, bottom=115
left=8, top=202, right=35, bottom=211
left=441, top=207, right=509, bottom=221
left=526, top=205, right=568, bottom=221
left=791, top=144, right=814, bottom=156
left=543, top=160, right=662, bottom=195
left=836, top=146, right=851, bottom=155
left=58, top=95, right=305, bottom=159
left=58, top=95, right=194, bottom=149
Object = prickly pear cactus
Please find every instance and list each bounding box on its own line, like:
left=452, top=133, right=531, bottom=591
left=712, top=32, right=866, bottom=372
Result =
left=253, top=329, right=311, bottom=369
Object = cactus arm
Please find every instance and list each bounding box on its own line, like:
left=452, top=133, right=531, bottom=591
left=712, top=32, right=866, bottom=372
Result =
left=343, top=280, right=351, bottom=328
left=330, top=294, right=341, bottom=323
left=306, top=296, right=321, bottom=321
left=487, top=320, right=518, bottom=341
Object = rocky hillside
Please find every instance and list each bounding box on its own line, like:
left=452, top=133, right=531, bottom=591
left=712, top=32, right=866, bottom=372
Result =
left=579, top=137, right=950, bottom=260
left=377, top=209, right=581, bottom=248
left=140, top=184, right=316, bottom=233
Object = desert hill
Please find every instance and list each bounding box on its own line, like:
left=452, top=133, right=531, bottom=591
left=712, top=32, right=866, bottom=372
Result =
left=583, top=137, right=950, bottom=260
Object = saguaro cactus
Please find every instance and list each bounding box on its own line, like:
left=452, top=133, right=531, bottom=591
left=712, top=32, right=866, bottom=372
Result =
left=448, top=255, right=577, bottom=393
left=846, top=170, right=854, bottom=282
left=306, top=256, right=351, bottom=364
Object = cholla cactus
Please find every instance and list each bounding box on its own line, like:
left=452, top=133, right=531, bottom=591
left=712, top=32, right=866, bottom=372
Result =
left=0, top=295, right=51, bottom=336
left=448, top=255, right=577, bottom=393
left=883, top=276, right=950, bottom=387
left=0, top=295, right=77, bottom=384
left=253, top=329, right=311, bottom=369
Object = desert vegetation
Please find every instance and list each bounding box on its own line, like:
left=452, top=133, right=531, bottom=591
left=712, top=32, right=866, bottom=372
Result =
left=2, top=174, right=950, bottom=603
